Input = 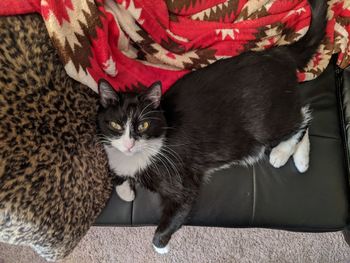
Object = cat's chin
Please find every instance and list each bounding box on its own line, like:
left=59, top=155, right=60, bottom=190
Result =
left=122, top=151, right=136, bottom=157
left=120, top=148, right=143, bottom=157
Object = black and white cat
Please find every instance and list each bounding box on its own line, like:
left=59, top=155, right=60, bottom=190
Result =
left=97, top=0, right=327, bottom=254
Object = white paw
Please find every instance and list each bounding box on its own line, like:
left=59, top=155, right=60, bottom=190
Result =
left=269, top=147, right=293, bottom=168
left=116, top=181, right=135, bottom=202
left=293, top=154, right=309, bottom=173
left=153, top=244, right=169, bottom=254
left=293, top=131, right=310, bottom=173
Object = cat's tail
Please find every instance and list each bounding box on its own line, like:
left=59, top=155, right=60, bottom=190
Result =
left=287, top=0, right=328, bottom=70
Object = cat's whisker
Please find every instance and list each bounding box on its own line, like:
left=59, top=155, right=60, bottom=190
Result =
left=148, top=151, right=171, bottom=179
left=160, top=147, right=184, bottom=167
left=138, top=102, right=155, bottom=119
left=138, top=111, right=162, bottom=121
left=147, top=146, right=182, bottom=183
left=164, top=143, right=189, bottom=147
left=145, top=147, right=176, bottom=183
left=148, top=153, right=173, bottom=183
left=151, top=159, right=162, bottom=178
left=139, top=109, right=164, bottom=117
left=142, top=110, right=162, bottom=115
left=147, top=156, right=162, bottom=180
left=143, top=167, right=152, bottom=182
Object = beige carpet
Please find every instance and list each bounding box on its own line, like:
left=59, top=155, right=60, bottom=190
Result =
left=0, top=226, right=349, bottom=263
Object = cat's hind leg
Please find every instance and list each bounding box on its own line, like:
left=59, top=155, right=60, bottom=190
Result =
left=269, top=128, right=311, bottom=172
left=292, top=129, right=310, bottom=173
left=269, top=106, right=311, bottom=170
left=269, top=132, right=301, bottom=168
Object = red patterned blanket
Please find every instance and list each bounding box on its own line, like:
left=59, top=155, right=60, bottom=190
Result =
left=1, top=0, right=349, bottom=93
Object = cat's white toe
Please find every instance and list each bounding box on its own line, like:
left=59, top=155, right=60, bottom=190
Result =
left=116, top=183, right=135, bottom=202
left=153, top=244, right=169, bottom=254
left=269, top=147, right=292, bottom=168
left=293, top=155, right=309, bottom=173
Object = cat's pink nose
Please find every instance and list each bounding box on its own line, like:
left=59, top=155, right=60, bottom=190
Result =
left=124, top=140, right=135, bottom=151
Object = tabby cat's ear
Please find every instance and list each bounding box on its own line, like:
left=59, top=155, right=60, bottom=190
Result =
left=98, top=79, right=119, bottom=108
left=146, top=81, right=162, bottom=108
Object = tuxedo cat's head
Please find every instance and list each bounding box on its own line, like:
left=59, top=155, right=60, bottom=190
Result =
left=97, top=80, right=166, bottom=156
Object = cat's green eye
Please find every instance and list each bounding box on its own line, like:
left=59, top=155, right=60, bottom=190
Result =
left=138, top=121, right=149, bottom=132
left=109, top=121, right=122, bottom=131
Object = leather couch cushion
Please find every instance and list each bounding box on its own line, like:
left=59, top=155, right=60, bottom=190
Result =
left=96, top=60, right=349, bottom=231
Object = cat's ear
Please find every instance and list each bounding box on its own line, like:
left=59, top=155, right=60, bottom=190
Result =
left=98, top=79, right=119, bottom=108
left=145, top=81, right=162, bottom=108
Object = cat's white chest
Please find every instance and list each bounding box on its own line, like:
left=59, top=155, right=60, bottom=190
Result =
left=104, top=145, right=153, bottom=177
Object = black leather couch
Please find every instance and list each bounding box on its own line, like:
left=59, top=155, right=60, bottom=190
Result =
left=95, top=57, right=350, bottom=243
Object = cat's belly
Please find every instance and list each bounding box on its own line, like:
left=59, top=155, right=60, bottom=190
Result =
left=204, top=146, right=266, bottom=179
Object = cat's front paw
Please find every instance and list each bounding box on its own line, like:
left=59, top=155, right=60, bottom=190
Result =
left=153, top=244, right=170, bottom=254
left=116, top=181, right=135, bottom=202
left=153, top=230, right=171, bottom=254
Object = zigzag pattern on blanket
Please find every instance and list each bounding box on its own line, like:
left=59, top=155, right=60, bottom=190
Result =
left=0, top=0, right=349, bottom=93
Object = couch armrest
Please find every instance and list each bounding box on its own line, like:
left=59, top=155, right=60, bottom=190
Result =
left=337, top=65, right=350, bottom=219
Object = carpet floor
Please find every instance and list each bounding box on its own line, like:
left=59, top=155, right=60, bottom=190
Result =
left=0, top=226, right=349, bottom=263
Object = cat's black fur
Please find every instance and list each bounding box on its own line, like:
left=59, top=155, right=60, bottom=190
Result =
left=97, top=0, right=327, bottom=250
